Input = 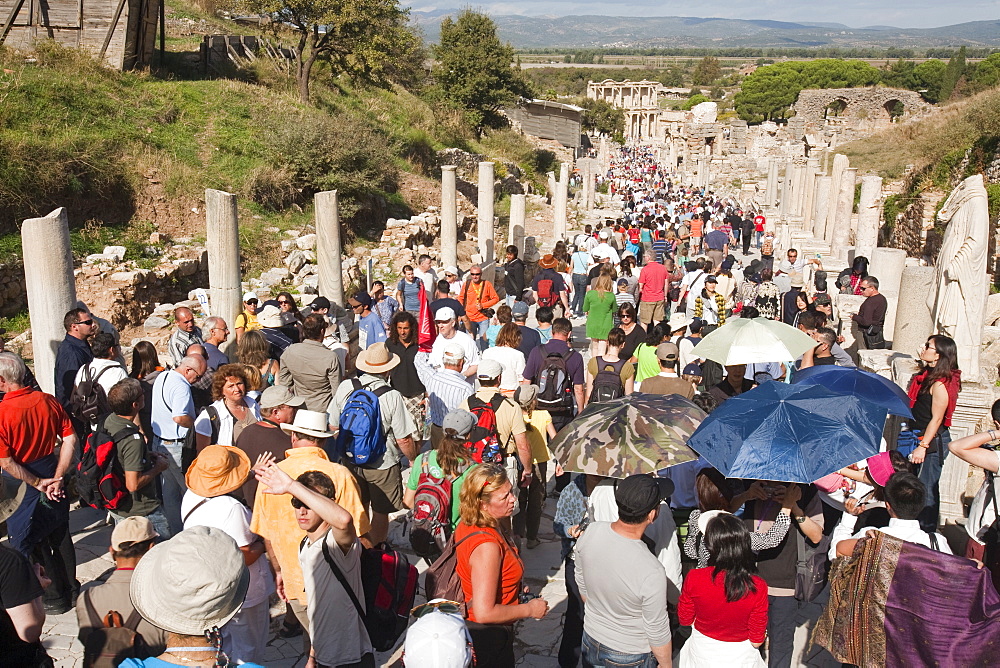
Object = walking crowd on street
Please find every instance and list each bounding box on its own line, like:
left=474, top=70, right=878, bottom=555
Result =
left=3, top=144, right=1000, bottom=668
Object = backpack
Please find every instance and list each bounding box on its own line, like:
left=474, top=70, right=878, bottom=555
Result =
left=589, top=356, right=626, bottom=404
left=70, top=364, right=123, bottom=424
left=536, top=277, right=558, bottom=308
left=333, top=379, right=392, bottom=466
left=466, top=394, right=509, bottom=464
left=536, top=347, right=575, bottom=414
left=409, top=456, right=465, bottom=560
left=423, top=530, right=491, bottom=615
left=627, top=228, right=641, bottom=245
left=320, top=539, right=418, bottom=653
left=81, top=606, right=150, bottom=668
left=76, top=418, right=139, bottom=511
left=793, top=487, right=831, bottom=603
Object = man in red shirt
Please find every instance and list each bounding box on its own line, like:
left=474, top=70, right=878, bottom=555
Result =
left=459, top=265, right=500, bottom=350
left=0, top=352, right=78, bottom=613
left=638, top=254, right=671, bottom=326
left=753, top=212, right=766, bottom=249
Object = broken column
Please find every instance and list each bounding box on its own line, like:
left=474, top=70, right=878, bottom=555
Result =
left=831, top=167, right=858, bottom=256
left=892, top=266, right=936, bottom=355
left=811, top=176, right=833, bottom=239
left=315, top=190, right=344, bottom=307
left=803, top=158, right=820, bottom=231
left=508, top=193, right=526, bottom=254
left=779, top=159, right=794, bottom=221
left=871, top=247, right=907, bottom=346
left=22, top=208, right=76, bottom=395
left=477, top=161, right=496, bottom=270
left=854, top=175, right=884, bottom=260
left=824, top=154, right=849, bottom=243
left=205, top=189, right=242, bottom=328
left=441, top=165, right=458, bottom=269
left=792, top=164, right=807, bottom=218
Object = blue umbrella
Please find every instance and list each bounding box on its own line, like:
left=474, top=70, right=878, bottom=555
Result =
left=687, top=382, right=887, bottom=483
left=791, top=365, right=912, bottom=418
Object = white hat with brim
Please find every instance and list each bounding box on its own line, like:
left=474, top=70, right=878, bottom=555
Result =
left=258, top=304, right=283, bottom=328
left=698, top=509, right=731, bottom=536
left=280, top=409, right=335, bottom=440
left=356, top=342, right=401, bottom=374
left=130, top=526, right=249, bottom=637
left=667, top=312, right=693, bottom=331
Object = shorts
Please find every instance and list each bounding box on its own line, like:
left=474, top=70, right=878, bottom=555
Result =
left=347, top=462, right=403, bottom=515
left=638, top=300, right=665, bottom=325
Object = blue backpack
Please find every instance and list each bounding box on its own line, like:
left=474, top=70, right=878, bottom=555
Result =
left=334, top=378, right=392, bottom=466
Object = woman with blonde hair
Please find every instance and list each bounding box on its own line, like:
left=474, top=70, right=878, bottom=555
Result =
left=583, top=273, right=616, bottom=358
left=455, top=464, right=550, bottom=666
left=481, top=322, right=525, bottom=396
left=237, top=329, right=279, bottom=390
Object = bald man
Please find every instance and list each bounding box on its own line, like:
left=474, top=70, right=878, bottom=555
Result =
left=168, top=307, right=204, bottom=368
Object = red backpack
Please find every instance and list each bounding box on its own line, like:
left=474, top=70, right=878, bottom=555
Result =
left=409, top=456, right=466, bottom=560
left=76, top=419, right=138, bottom=511
left=627, top=227, right=641, bottom=244
left=536, top=278, right=558, bottom=308
left=466, top=394, right=510, bottom=463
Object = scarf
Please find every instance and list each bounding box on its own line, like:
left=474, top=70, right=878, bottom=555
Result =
left=907, top=368, right=962, bottom=428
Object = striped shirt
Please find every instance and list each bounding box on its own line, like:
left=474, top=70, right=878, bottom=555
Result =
left=414, top=352, right=474, bottom=426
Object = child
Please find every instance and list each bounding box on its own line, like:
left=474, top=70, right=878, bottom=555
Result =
left=484, top=304, right=512, bottom=349
left=614, top=278, right=635, bottom=326
left=514, top=384, right=556, bottom=549
left=535, top=306, right=554, bottom=344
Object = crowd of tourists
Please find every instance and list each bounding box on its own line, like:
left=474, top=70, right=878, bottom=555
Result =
left=1, top=144, right=997, bottom=668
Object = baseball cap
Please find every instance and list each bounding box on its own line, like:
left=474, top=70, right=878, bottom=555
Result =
left=617, top=278, right=629, bottom=288
left=435, top=306, right=456, bottom=321
left=655, top=342, right=679, bottom=361
left=352, top=292, right=372, bottom=308
left=309, top=296, right=331, bottom=311
left=242, top=291, right=258, bottom=303
left=682, top=363, right=703, bottom=377
left=259, top=385, right=306, bottom=410
left=511, top=302, right=529, bottom=318
left=403, top=605, right=473, bottom=667
left=111, top=516, right=159, bottom=551
left=704, top=275, right=718, bottom=284
left=615, top=475, right=674, bottom=517
left=477, top=359, right=503, bottom=379
left=813, top=293, right=832, bottom=306
left=442, top=409, right=477, bottom=438
left=442, top=342, right=466, bottom=362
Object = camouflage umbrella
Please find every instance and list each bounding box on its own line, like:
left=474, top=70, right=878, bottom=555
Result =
left=549, top=393, right=706, bottom=478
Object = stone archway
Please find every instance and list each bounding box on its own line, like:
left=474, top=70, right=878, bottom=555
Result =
left=824, top=98, right=849, bottom=119
left=884, top=99, right=904, bottom=122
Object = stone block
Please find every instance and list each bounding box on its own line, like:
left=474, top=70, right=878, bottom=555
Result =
left=260, top=268, right=291, bottom=287
left=280, top=239, right=297, bottom=252
left=301, top=275, right=319, bottom=294
left=174, top=258, right=200, bottom=276
left=296, top=233, right=317, bottom=250
left=299, top=263, right=315, bottom=276
left=284, top=229, right=300, bottom=238
left=143, top=315, right=170, bottom=331
left=149, top=231, right=169, bottom=244
left=102, top=246, right=127, bottom=262
left=284, top=249, right=307, bottom=274
left=109, top=271, right=139, bottom=285
left=85, top=253, right=111, bottom=264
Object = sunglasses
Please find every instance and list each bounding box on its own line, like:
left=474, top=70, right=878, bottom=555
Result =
left=77, top=319, right=94, bottom=326
left=411, top=600, right=462, bottom=618
left=469, top=272, right=482, bottom=276
left=278, top=300, right=292, bottom=305
left=351, top=304, right=364, bottom=310
left=290, top=497, right=310, bottom=510
left=246, top=299, right=258, bottom=305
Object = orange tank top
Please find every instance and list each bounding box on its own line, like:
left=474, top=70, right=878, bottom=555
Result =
left=454, top=523, right=523, bottom=622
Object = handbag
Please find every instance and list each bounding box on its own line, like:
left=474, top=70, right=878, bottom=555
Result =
left=794, top=528, right=831, bottom=602
left=895, top=427, right=923, bottom=459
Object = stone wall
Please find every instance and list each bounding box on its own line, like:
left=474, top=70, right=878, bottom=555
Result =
left=792, top=87, right=933, bottom=128
left=0, top=262, right=28, bottom=317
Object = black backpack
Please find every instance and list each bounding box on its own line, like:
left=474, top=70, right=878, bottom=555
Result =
left=589, top=356, right=626, bottom=404
left=70, top=364, right=123, bottom=424
left=536, top=347, right=575, bottom=413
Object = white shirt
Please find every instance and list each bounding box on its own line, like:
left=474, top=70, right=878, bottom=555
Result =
left=414, top=267, right=437, bottom=296
left=194, top=397, right=262, bottom=447
left=591, top=243, right=620, bottom=265
left=428, top=330, right=480, bottom=376
left=300, top=530, right=372, bottom=666
left=831, top=515, right=953, bottom=560
left=74, top=358, right=128, bottom=395
left=181, top=493, right=274, bottom=608
left=481, top=346, right=526, bottom=392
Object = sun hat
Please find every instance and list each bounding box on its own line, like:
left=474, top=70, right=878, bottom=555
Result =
left=279, top=409, right=335, bottom=440
left=435, top=306, right=456, bottom=321
left=866, top=452, right=895, bottom=487
left=539, top=254, right=557, bottom=269
left=111, top=516, right=159, bottom=552
left=0, top=476, right=26, bottom=526
left=655, top=342, right=679, bottom=361
left=257, top=304, right=283, bottom=328
left=442, top=342, right=466, bottom=362
left=442, top=409, right=477, bottom=439
left=130, top=525, right=249, bottom=637
left=514, top=384, right=539, bottom=407
left=477, top=359, right=503, bottom=380
left=403, top=605, right=474, bottom=667
left=443, top=266, right=459, bottom=277
left=356, top=342, right=401, bottom=374
left=259, top=385, right=306, bottom=410
left=242, top=291, right=258, bottom=303
left=615, top=475, right=674, bottom=517
left=667, top=312, right=693, bottom=332
left=698, top=509, right=731, bottom=535
left=185, top=445, right=251, bottom=498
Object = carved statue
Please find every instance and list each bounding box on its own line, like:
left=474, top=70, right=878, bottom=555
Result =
left=927, top=174, right=990, bottom=382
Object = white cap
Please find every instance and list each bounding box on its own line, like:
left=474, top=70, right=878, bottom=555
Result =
left=599, top=229, right=610, bottom=239
left=477, top=359, right=503, bottom=379
left=442, top=343, right=466, bottom=362
left=242, top=291, right=258, bottom=302
left=435, top=306, right=456, bottom=321
left=443, top=266, right=459, bottom=276
left=403, top=607, right=473, bottom=667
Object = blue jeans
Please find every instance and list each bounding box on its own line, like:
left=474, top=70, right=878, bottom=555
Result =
left=154, top=435, right=188, bottom=536
left=917, top=428, right=951, bottom=532
left=571, top=274, right=589, bottom=315
left=582, top=632, right=657, bottom=668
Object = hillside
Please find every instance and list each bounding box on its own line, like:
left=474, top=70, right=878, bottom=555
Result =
left=412, top=13, right=1000, bottom=50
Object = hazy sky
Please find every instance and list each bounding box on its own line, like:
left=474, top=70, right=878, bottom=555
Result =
left=407, top=1, right=999, bottom=29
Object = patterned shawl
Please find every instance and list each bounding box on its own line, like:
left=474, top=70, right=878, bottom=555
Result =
left=813, top=531, right=1000, bottom=667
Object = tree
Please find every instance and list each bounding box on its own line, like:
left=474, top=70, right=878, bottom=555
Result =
left=577, top=98, right=624, bottom=136
left=692, top=56, right=722, bottom=86
left=229, top=0, right=414, bottom=103
left=940, top=46, right=968, bottom=101
left=432, top=10, right=533, bottom=137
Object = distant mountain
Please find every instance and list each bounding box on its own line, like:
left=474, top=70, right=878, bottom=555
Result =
left=410, top=13, right=1000, bottom=49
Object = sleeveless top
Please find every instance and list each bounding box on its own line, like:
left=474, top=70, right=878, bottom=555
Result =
left=454, top=523, right=523, bottom=623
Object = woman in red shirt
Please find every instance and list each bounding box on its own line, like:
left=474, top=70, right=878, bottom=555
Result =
left=455, top=464, right=549, bottom=667
left=678, top=511, right=768, bottom=667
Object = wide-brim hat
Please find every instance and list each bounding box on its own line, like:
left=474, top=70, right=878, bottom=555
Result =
left=356, top=342, right=400, bottom=374
left=184, top=445, right=251, bottom=498
left=698, top=509, right=731, bottom=535
left=258, top=304, right=283, bottom=328
left=539, top=254, right=557, bottom=269
left=0, top=476, right=26, bottom=526
left=280, top=409, right=335, bottom=439
left=668, top=312, right=692, bottom=331
left=131, top=525, right=250, bottom=636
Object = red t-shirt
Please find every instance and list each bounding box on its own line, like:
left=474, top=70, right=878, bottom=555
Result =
left=754, top=215, right=766, bottom=232
left=454, top=523, right=523, bottom=622
left=638, top=262, right=669, bottom=302
left=677, top=567, right=769, bottom=643
left=0, top=387, right=75, bottom=463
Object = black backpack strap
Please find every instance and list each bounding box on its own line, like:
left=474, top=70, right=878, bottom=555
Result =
left=467, top=395, right=486, bottom=411
left=205, top=405, right=220, bottom=444
left=321, top=538, right=367, bottom=625
left=182, top=498, right=210, bottom=525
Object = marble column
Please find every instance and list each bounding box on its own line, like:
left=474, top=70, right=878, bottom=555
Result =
left=599, top=136, right=609, bottom=167
left=855, top=175, right=883, bottom=260
left=871, top=247, right=906, bottom=345
left=315, top=190, right=344, bottom=307
left=477, top=161, right=495, bottom=271
left=554, top=163, right=569, bottom=241
left=508, top=193, right=526, bottom=254
left=765, top=159, right=779, bottom=208
left=205, top=189, right=242, bottom=327
left=779, top=159, right=794, bottom=221
left=22, top=208, right=75, bottom=395
left=811, top=176, right=833, bottom=239
left=831, top=167, right=857, bottom=255
left=824, top=154, right=850, bottom=243
left=586, top=172, right=596, bottom=210
left=792, top=164, right=807, bottom=218
left=668, top=142, right=678, bottom=170
left=803, top=159, right=820, bottom=230
left=892, top=266, right=936, bottom=354
left=441, top=166, right=458, bottom=269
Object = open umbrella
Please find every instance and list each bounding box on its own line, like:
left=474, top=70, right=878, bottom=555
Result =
left=791, top=365, right=912, bottom=418
left=687, top=382, right=887, bottom=483
left=549, top=393, right=705, bottom=478
left=691, top=317, right=818, bottom=365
